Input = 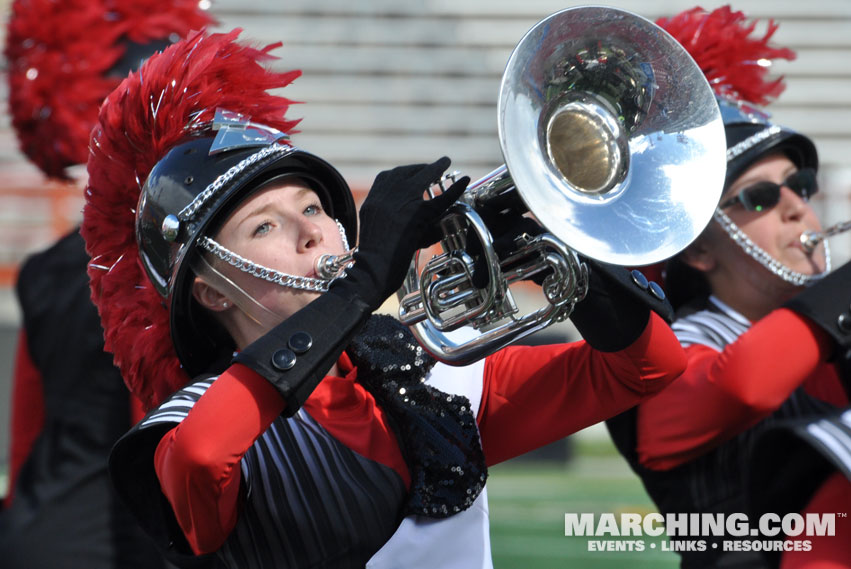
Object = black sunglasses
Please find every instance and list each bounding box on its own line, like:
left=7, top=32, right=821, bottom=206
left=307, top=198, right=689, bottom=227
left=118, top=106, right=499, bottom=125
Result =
left=719, top=168, right=818, bottom=212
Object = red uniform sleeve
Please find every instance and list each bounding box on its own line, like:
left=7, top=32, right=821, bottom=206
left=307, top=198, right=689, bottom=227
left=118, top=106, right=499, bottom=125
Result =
left=154, top=355, right=409, bottom=556
left=154, top=364, right=284, bottom=555
left=4, top=330, right=45, bottom=509
left=477, top=312, right=687, bottom=465
left=636, top=308, right=848, bottom=470
left=780, top=472, right=851, bottom=568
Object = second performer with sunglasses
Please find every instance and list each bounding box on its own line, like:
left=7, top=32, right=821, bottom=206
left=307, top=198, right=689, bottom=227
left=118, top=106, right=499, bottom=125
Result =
left=717, top=168, right=818, bottom=213
left=605, top=7, right=851, bottom=568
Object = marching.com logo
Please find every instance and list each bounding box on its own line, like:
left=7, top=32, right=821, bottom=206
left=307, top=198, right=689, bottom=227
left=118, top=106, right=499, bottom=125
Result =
left=564, top=512, right=840, bottom=553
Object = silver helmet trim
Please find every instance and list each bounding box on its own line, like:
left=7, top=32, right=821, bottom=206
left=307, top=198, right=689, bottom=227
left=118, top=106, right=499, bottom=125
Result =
left=178, top=143, right=295, bottom=222
left=726, top=125, right=783, bottom=163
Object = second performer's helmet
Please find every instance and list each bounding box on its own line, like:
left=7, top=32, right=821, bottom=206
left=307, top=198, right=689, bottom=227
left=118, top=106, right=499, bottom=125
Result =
left=716, top=97, right=818, bottom=189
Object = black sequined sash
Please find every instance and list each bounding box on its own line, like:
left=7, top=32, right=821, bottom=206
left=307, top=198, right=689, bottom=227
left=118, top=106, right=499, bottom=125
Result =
left=348, top=315, right=488, bottom=518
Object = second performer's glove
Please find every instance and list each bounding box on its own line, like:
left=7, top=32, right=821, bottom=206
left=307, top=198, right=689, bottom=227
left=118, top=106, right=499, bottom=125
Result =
left=569, top=259, right=673, bottom=352
left=784, top=260, right=851, bottom=359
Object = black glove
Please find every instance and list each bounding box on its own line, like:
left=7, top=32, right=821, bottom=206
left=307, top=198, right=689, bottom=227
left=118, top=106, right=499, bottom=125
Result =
left=334, top=157, right=469, bottom=310
left=468, top=206, right=550, bottom=289
left=784, top=260, right=851, bottom=361
left=569, top=258, right=673, bottom=352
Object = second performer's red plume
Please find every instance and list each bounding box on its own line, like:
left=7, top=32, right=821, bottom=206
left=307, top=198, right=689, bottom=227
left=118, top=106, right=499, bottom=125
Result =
left=655, top=5, right=795, bottom=105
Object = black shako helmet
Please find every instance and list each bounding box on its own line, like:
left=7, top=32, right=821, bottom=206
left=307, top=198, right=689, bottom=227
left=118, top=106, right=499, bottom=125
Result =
left=720, top=96, right=818, bottom=190
left=136, top=119, right=357, bottom=377
left=665, top=98, right=821, bottom=310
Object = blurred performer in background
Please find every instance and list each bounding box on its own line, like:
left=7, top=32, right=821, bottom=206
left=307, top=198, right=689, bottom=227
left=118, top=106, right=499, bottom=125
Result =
left=606, top=6, right=851, bottom=568
left=0, top=2, right=213, bottom=568
left=82, top=28, right=688, bottom=569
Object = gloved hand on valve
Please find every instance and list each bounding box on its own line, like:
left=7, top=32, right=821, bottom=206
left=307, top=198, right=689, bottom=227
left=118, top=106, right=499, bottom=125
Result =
left=467, top=206, right=552, bottom=289
left=336, top=157, right=470, bottom=311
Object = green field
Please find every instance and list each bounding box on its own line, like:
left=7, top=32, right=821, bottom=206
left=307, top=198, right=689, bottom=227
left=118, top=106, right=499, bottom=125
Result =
left=488, top=436, right=680, bottom=569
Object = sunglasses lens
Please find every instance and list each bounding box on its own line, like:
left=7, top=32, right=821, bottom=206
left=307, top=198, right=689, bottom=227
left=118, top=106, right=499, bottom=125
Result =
left=786, top=168, right=818, bottom=200
left=740, top=182, right=781, bottom=212
left=721, top=168, right=819, bottom=212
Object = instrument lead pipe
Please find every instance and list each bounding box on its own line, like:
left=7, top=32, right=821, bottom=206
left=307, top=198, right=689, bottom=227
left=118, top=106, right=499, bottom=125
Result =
left=800, top=220, right=851, bottom=254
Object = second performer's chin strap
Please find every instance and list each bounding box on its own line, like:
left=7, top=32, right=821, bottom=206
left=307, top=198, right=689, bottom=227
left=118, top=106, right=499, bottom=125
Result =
left=714, top=208, right=831, bottom=286
left=190, top=255, right=286, bottom=331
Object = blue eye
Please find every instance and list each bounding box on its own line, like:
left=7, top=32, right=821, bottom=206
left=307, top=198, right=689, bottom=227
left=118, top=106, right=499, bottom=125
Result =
left=304, top=203, right=323, bottom=216
left=253, top=221, right=272, bottom=236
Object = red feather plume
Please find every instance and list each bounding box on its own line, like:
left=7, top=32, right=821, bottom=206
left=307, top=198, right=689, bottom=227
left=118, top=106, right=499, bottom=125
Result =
left=82, top=29, right=302, bottom=410
left=4, top=0, right=214, bottom=180
left=656, top=5, right=796, bottom=106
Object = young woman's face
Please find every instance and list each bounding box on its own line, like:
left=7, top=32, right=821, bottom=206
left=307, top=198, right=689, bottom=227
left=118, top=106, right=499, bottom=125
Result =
left=714, top=152, right=826, bottom=277
left=212, top=179, right=345, bottom=323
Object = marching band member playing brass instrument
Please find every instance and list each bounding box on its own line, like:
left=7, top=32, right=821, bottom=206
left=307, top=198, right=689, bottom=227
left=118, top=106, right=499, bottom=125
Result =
left=82, top=26, right=692, bottom=568
left=606, top=6, right=851, bottom=568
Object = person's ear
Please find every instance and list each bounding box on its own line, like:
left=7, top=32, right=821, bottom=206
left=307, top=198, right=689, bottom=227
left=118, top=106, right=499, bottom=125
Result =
left=680, top=236, right=716, bottom=273
left=192, top=275, right=231, bottom=312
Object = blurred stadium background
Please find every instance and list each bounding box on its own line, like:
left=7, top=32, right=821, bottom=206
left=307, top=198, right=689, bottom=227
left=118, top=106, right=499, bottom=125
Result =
left=0, top=1, right=849, bottom=566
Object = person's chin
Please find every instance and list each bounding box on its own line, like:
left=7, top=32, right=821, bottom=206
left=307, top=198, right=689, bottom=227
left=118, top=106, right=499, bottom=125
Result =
left=787, top=256, right=825, bottom=276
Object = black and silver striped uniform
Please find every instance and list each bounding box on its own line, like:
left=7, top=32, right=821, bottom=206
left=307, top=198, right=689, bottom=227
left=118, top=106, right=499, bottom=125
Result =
left=137, top=377, right=406, bottom=569
left=607, top=295, right=837, bottom=569
left=671, top=295, right=750, bottom=350
left=108, top=357, right=492, bottom=569
left=748, top=405, right=851, bottom=537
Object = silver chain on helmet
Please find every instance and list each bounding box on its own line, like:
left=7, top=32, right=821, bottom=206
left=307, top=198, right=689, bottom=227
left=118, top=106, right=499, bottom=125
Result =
left=713, top=208, right=830, bottom=286
left=337, top=219, right=351, bottom=251
left=195, top=220, right=352, bottom=293
left=726, top=125, right=783, bottom=162
left=179, top=143, right=295, bottom=221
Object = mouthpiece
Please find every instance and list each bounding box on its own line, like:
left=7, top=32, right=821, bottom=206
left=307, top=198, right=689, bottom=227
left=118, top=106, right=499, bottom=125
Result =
left=314, top=249, right=356, bottom=279
left=800, top=231, right=821, bottom=255
left=800, top=220, right=851, bottom=255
